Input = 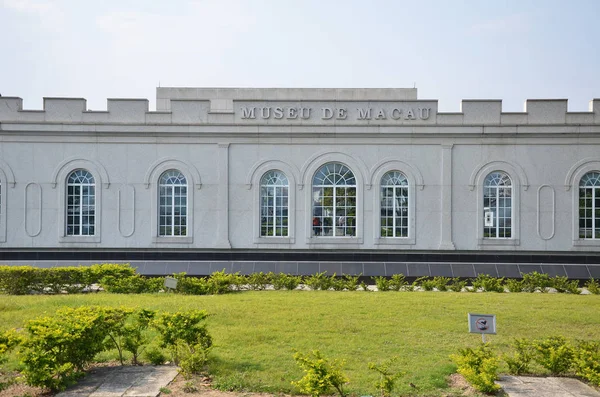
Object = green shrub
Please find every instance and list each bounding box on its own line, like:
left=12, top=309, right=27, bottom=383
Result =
left=533, top=336, right=574, bottom=375
left=522, top=271, right=552, bottom=293
left=573, top=340, right=600, bottom=386
left=342, top=274, right=360, bottom=291
left=100, top=274, right=162, bottom=294
left=153, top=310, right=212, bottom=370
left=104, top=308, right=157, bottom=365
left=450, top=343, right=500, bottom=393
left=247, top=272, right=272, bottom=291
left=272, top=273, right=302, bottom=291
left=174, top=273, right=209, bottom=295
left=0, top=329, right=22, bottom=364
left=505, top=278, right=524, bottom=293
left=471, top=274, right=504, bottom=292
left=144, top=346, right=168, bottom=365
left=448, top=277, right=467, bottom=292
left=373, top=276, right=390, bottom=292
left=415, top=276, right=435, bottom=291
left=0, top=266, right=42, bottom=295
left=368, top=357, right=403, bottom=397
left=552, top=276, right=580, bottom=294
left=292, top=350, right=348, bottom=397
left=432, top=276, right=450, bottom=291
left=504, top=338, right=534, bottom=375
left=359, top=281, right=371, bottom=292
left=20, top=306, right=113, bottom=391
left=585, top=278, right=600, bottom=295
left=206, top=270, right=238, bottom=294
left=89, top=263, right=136, bottom=283
left=305, top=272, right=330, bottom=291
left=388, top=274, right=406, bottom=291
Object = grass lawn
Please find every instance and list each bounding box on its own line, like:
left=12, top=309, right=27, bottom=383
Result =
left=1, top=291, right=600, bottom=396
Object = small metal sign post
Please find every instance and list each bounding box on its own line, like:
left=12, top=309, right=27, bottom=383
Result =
left=468, top=313, right=496, bottom=342
left=164, top=276, right=178, bottom=291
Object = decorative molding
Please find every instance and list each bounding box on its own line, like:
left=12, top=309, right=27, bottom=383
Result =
left=299, top=150, right=368, bottom=190
left=469, top=160, right=529, bottom=191
left=368, top=158, right=425, bottom=191
left=536, top=185, right=555, bottom=240
left=24, top=183, right=42, bottom=237
left=564, top=158, right=600, bottom=191
left=245, top=159, right=299, bottom=190
left=0, top=160, right=16, bottom=188
left=143, top=157, right=202, bottom=189
left=117, top=184, right=135, bottom=238
left=51, top=157, right=110, bottom=189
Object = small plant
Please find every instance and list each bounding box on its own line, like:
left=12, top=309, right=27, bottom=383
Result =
left=359, top=281, right=371, bottom=292
left=450, top=343, right=500, bottom=393
left=573, top=340, right=600, bottom=386
left=521, top=271, right=552, bottom=293
left=183, top=381, right=199, bottom=393
left=292, top=350, right=348, bottom=397
left=416, top=276, right=435, bottom=291
left=144, top=346, right=167, bottom=365
left=585, top=278, right=600, bottom=294
left=272, top=273, right=302, bottom=290
left=471, top=274, right=504, bottom=292
left=448, top=277, right=467, bottom=292
left=247, top=272, right=271, bottom=291
left=504, top=338, right=534, bottom=375
left=533, top=336, right=574, bottom=375
left=160, top=387, right=172, bottom=394
left=368, top=357, right=404, bottom=397
left=552, top=276, right=580, bottom=294
left=504, top=278, right=523, bottom=293
left=342, top=274, right=360, bottom=291
left=373, top=276, right=390, bottom=291
left=388, top=274, right=407, bottom=291
left=432, top=276, right=450, bottom=291
left=305, top=272, right=330, bottom=291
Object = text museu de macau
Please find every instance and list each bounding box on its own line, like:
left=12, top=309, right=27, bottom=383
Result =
left=239, top=105, right=432, bottom=121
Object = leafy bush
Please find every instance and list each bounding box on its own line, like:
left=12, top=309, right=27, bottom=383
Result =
left=206, top=270, right=239, bottom=294
left=342, top=274, right=360, bottom=291
left=20, top=306, right=113, bottom=391
left=533, top=336, right=574, bottom=375
left=552, top=276, right=580, bottom=294
left=388, top=274, right=406, bottom=291
left=416, top=276, right=435, bottom=291
left=585, top=278, right=600, bottom=295
left=471, top=274, right=504, bottom=292
left=292, top=350, right=348, bottom=397
left=448, top=277, right=467, bottom=292
left=154, top=310, right=212, bottom=374
left=368, top=357, right=403, bottom=397
left=100, top=274, right=163, bottom=294
left=522, top=271, right=552, bottom=293
left=0, top=266, right=42, bottom=295
left=0, top=329, right=21, bottom=363
left=505, top=278, right=524, bottom=293
left=104, top=308, right=156, bottom=365
left=573, top=340, right=600, bottom=386
left=144, top=346, right=168, bottom=365
left=247, top=272, right=272, bottom=291
left=450, top=343, right=500, bottom=393
left=359, top=281, right=371, bottom=292
left=432, top=276, right=450, bottom=291
left=174, top=273, right=209, bottom=295
left=373, top=276, right=390, bottom=292
left=504, top=338, right=534, bottom=375
left=305, top=272, right=330, bottom=291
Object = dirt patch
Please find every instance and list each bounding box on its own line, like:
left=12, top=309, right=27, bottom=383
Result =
left=159, top=373, right=286, bottom=397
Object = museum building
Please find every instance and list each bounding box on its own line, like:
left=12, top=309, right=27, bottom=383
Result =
left=0, top=87, right=599, bottom=278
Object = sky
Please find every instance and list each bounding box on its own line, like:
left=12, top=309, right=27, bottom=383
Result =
left=1, top=0, right=599, bottom=112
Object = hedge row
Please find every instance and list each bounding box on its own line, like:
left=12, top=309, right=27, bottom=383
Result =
left=1, top=265, right=600, bottom=295
left=0, top=306, right=211, bottom=392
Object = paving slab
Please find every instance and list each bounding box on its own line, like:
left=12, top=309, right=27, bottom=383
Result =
left=56, top=366, right=179, bottom=397
left=497, top=375, right=600, bottom=397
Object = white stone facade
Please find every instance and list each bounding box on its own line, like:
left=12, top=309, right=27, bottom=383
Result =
left=0, top=88, right=599, bottom=277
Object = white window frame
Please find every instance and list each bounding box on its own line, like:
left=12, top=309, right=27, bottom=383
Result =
left=574, top=169, right=600, bottom=246
left=66, top=169, right=96, bottom=237
left=158, top=170, right=188, bottom=237
left=379, top=171, right=410, bottom=238
left=260, top=170, right=290, bottom=238
left=482, top=171, right=513, bottom=239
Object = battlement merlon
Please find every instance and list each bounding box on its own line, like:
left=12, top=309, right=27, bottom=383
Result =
left=0, top=94, right=599, bottom=126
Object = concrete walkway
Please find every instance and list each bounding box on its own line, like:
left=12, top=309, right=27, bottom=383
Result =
left=497, top=375, right=600, bottom=397
left=55, top=366, right=179, bottom=397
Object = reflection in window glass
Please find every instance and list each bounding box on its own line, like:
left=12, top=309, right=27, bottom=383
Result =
left=159, top=170, right=187, bottom=236
left=66, top=169, right=95, bottom=236
left=579, top=171, right=600, bottom=239
left=483, top=171, right=512, bottom=238
left=380, top=171, right=409, bottom=237
left=312, top=163, right=356, bottom=237
left=260, top=170, right=289, bottom=237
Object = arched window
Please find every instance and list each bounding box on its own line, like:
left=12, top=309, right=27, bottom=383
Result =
left=159, top=170, right=187, bottom=237
left=380, top=171, right=409, bottom=238
left=579, top=171, right=600, bottom=239
left=483, top=171, right=512, bottom=238
left=66, top=169, right=95, bottom=236
left=260, top=170, right=289, bottom=237
left=312, top=162, right=356, bottom=237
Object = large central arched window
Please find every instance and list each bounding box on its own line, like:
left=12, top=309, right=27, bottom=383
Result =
left=312, top=162, right=356, bottom=237
left=579, top=171, right=600, bottom=239
left=260, top=170, right=289, bottom=237
left=159, top=170, right=187, bottom=237
left=66, top=169, right=95, bottom=236
left=483, top=171, right=512, bottom=238
left=380, top=171, right=409, bottom=238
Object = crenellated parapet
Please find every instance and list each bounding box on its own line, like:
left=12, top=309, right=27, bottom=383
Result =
left=1, top=91, right=599, bottom=126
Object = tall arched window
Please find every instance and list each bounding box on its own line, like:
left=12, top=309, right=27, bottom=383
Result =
left=159, top=170, right=187, bottom=237
left=380, top=171, right=409, bottom=238
left=260, top=170, right=289, bottom=237
left=483, top=171, right=512, bottom=238
left=579, top=171, right=600, bottom=239
left=312, top=162, right=356, bottom=237
left=66, top=169, right=95, bottom=236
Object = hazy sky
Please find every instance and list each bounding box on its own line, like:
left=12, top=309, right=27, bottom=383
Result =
left=1, top=0, right=599, bottom=112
